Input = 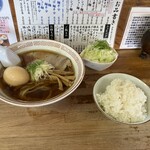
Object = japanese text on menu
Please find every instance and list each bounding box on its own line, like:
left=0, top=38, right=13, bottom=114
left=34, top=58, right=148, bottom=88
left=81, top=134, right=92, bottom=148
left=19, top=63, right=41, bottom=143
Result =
left=120, top=7, right=150, bottom=49
left=14, top=0, right=123, bottom=52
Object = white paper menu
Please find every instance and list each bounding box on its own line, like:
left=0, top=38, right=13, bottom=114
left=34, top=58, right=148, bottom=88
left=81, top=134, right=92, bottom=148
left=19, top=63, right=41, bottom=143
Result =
left=120, top=7, right=150, bottom=49
left=14, top=0, right=124, bottom=53
left=0, top=0, right=17, bottom=46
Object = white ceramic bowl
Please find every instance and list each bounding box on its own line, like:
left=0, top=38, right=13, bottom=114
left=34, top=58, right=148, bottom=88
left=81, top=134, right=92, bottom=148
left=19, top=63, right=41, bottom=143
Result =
left=0, top=39, right=85, bottom=107
left=93, top=73, right=150, bottom=124
left=81, top=49, right=118, bottom=71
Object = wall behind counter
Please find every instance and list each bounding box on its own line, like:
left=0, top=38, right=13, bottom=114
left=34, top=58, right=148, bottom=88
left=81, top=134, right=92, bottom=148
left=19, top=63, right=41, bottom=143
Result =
left=9, top=0, right=150, bottom=50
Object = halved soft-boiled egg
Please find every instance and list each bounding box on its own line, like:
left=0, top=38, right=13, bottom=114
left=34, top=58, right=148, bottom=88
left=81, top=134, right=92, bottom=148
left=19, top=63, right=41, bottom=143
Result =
left=3, top=66, right=30, bottom=86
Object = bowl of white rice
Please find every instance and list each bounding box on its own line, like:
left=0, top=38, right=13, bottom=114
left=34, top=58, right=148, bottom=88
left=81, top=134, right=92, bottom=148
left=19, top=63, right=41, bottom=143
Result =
left=93, top=73, right=150, bottom=124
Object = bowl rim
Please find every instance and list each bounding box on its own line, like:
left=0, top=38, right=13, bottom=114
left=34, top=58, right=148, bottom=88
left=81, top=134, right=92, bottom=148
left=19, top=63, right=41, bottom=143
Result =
left=0, top=39, right=85, bottom=107
left=93, top=73, right=150, bottom=125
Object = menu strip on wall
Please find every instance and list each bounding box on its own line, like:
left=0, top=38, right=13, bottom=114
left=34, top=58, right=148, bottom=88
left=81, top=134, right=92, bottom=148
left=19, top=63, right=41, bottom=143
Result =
left=0, top=0, right=17, bottom=46
left=14, top=0, right=124, bottom=52
left=120, top=7, right=150, bottom=49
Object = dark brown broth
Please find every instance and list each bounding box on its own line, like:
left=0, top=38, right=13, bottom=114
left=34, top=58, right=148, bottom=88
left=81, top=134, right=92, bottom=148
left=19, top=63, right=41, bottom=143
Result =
left=0, top=50, right=74, bottom=101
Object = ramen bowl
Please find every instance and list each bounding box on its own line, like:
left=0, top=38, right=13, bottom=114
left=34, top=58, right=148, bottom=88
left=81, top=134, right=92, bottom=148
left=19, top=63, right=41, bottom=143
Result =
left=93, top=73, right=150, bottom=124
left=0, top=39, right=85, bottom=107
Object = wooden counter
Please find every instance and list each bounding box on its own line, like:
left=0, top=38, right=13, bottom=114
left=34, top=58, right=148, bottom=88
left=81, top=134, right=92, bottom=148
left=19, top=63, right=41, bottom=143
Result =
left=0, top=50, right=150, bottom=150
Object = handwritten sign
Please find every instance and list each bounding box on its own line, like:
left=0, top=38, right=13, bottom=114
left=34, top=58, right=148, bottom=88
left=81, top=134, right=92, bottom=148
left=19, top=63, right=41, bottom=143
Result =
left=120, top=7, right=150, bottom=49
left=14, top=0, right=124, bottom=52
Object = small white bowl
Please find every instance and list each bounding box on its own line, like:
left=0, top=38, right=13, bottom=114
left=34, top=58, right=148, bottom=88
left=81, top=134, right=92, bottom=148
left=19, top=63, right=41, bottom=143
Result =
left=93, top=73, right=150, bottom=124
left=81, top=49, right=118, bottom=71
left=0, top=39, right=85, bottom=107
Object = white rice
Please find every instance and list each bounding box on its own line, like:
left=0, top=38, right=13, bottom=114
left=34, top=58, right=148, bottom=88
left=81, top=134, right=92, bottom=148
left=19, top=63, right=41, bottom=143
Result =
left=96, top=78, right=147, bottom=123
